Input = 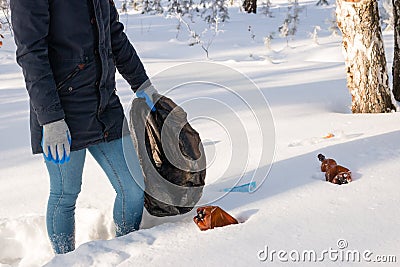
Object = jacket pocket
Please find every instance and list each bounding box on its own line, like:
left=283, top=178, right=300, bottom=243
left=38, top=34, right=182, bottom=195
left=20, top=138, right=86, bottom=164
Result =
left=56, top=63, right=86, bottom=91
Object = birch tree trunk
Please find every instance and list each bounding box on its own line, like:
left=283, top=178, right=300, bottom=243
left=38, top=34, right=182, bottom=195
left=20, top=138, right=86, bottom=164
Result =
left=336, top=0, right=395, bottom=113
left=243, top=0, right=257, bottom=13
left=393, top=0, right=400, bottom=100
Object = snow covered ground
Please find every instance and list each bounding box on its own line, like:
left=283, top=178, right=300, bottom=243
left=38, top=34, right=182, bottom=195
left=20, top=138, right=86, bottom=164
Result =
left=1, top=1, right=400, bottom=266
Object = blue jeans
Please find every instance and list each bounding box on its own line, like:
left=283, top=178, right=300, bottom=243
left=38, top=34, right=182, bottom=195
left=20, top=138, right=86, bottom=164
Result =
left=44, top=137, right=144, bottom=254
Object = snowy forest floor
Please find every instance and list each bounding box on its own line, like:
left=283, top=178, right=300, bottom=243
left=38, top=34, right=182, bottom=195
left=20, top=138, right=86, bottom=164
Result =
left=0, top=1, right=400, bottom=266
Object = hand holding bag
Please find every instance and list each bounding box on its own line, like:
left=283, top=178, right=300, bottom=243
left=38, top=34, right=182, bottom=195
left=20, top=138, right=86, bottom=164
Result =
left=130, top=94, right=206, bottom=217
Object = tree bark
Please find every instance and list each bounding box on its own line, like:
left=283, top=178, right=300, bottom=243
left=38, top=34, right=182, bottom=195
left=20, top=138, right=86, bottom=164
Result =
left=336, top=0, right=395, bottom=113
left=316, top=0, right=329, bottom=6
left=243, top=0, right=257, bottom=14
left=393, top=0, right=400, bottom=100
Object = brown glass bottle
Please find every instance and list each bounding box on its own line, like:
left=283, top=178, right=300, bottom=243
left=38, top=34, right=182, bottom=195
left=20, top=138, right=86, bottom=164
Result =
left=317, top=154, right=352, bottom=185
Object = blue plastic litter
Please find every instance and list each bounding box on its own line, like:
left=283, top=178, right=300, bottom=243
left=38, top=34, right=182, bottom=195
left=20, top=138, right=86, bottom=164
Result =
left=222, top=181, right=256, bottom=192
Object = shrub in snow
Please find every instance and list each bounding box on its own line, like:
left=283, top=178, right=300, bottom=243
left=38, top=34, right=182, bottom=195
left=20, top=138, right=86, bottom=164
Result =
left=263, top=33, right=274, bottom=50
left=122, top=0, right=142, bottom=12
left=142, top=0, right=164, bottom=14
left=0, top=0, right=11, bottom=38
left=279, top=0, right=303, bottom=44
left=325, top=9, right=339, bottom=36
left=309, top=25, right=321, bottom=45
left=260, top=0, right=273, bottom=17
left=173, top=14, right=220, bottom=58
left=167, top=0, right=196, bottom=18
left=248, top=25, right=255, bottom=41
left=200, top=0, right=229, bottom=24
left=126, top=0, right=163, bottom=14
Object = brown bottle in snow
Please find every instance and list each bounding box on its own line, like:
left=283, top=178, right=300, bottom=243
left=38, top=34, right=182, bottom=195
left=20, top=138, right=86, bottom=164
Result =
left=317, top=154, right=352, bottom=185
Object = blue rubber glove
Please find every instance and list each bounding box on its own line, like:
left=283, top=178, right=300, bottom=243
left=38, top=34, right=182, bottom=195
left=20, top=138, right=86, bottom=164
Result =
left=136, top=85, right=157, bottom=112
left=41, top=119, right=71, bottom=164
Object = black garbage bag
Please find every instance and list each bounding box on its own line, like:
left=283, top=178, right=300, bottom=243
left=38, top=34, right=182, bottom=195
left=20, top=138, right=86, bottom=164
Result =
left=129, top=94, right=206, bottom=217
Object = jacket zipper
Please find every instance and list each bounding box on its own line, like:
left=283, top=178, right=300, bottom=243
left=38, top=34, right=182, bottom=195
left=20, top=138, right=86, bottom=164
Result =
left=56, top=63, right=86, bottom=90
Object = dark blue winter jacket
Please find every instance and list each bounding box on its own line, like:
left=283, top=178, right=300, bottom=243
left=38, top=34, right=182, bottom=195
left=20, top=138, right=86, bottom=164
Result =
left=11, top=0, right=149, bottom=154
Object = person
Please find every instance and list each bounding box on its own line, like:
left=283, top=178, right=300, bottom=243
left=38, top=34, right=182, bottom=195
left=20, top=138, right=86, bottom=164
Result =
left=11, top=0, right=157, bottom=254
